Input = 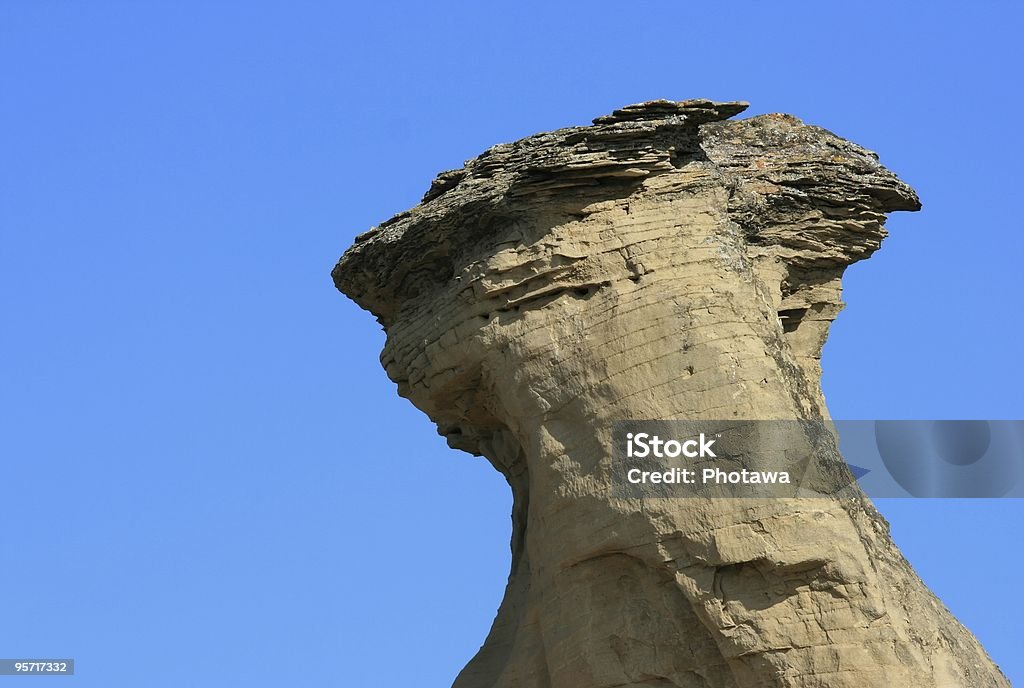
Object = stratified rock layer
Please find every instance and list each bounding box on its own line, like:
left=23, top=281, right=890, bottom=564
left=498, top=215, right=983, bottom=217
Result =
left=333, top=100, right=1008, bottom=687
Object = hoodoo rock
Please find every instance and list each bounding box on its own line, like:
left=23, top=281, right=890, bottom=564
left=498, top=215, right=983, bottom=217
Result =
left=333, top=100, right=1008, bottom=687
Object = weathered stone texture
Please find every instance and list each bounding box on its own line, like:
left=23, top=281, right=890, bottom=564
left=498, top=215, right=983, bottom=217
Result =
left=333, top=100, right=1008, bottom=687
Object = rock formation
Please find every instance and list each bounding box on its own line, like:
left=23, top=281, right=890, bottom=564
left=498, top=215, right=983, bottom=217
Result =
left=333, top=100, right=1009, bottom=687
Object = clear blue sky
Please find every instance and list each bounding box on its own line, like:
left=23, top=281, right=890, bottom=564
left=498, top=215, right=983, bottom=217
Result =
left=1, top=2, right=1021, bottom=686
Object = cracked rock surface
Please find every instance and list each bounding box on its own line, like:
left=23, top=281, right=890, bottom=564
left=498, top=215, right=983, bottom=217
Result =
left=333, top=100, right=1008, bottom=687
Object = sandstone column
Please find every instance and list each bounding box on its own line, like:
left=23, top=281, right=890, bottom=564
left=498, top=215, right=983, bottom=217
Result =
left=333, top=100, right=1008, bottom=688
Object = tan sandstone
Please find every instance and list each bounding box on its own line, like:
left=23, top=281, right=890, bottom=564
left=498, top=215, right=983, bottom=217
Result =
left=333, top=100, right=1009, bottom=688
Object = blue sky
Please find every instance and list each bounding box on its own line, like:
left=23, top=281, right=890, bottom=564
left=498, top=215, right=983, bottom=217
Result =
left=1, top=2, right=1021, bottom=686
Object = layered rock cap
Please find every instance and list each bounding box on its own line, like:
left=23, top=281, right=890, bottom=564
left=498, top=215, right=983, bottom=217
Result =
left=333, top=100, right=1007, bottom=688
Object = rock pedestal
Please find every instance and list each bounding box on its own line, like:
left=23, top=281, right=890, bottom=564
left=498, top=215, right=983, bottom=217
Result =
left=333, top=100, right=1008, bottom=688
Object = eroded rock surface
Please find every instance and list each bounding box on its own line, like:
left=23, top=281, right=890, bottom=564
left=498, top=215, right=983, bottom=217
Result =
left=333, top=100, right=1008, bottom=687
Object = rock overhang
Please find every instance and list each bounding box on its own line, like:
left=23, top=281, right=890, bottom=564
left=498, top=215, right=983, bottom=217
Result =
left=333, top=99, right=920, bottom=327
